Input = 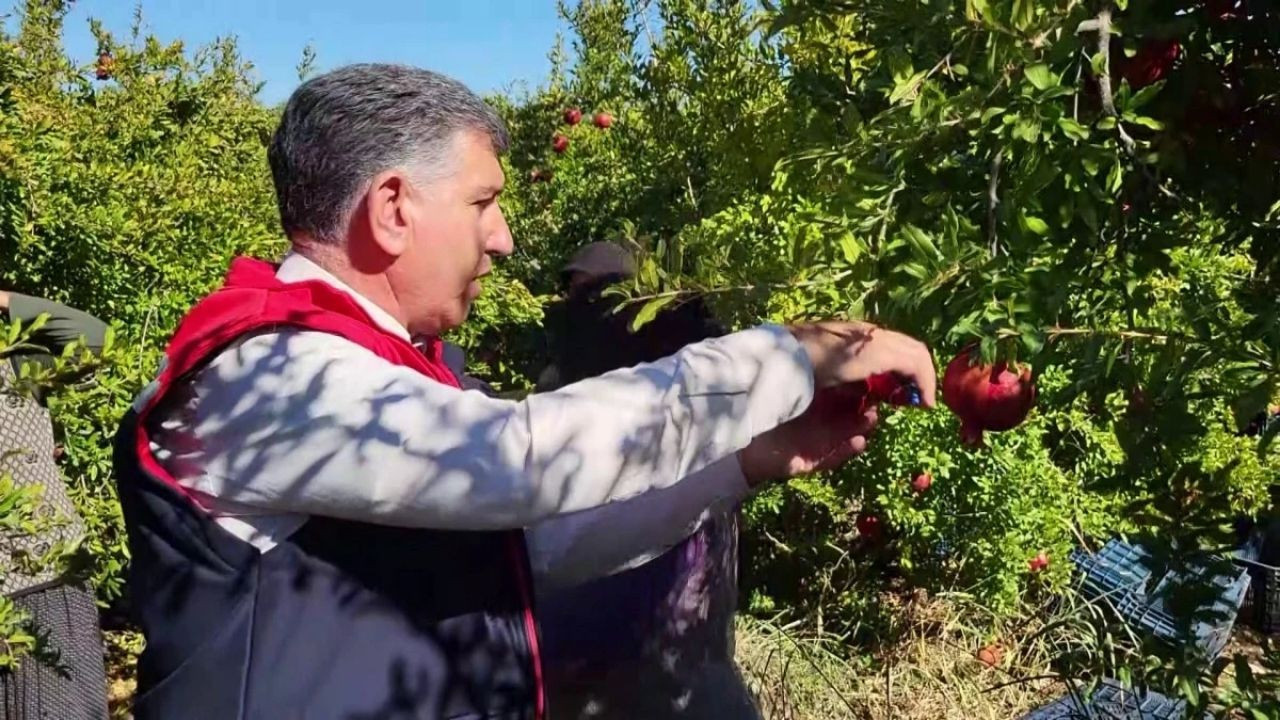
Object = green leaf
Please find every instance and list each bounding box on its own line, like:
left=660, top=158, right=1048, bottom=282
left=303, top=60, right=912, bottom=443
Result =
left=1091, top=52, right=1108, bottom=78
left=1013, top=117, right=1041, bottom=143
left=1024, top=64, right=1056, bottom=91
left=839, top=231, right=863, bottom=264
left=1131, top=116, right=1165, bottom=131
left=1021, top=214, right=1050, bottom=236
left=1107, top=162, right=1124, bottom=194
left=630, top=295, right=678, bottom=332
left=981, top=106, right=1006, bottom=124
left=901, top=262, right=929, bottom=280
left=1057, top=118, right=1090, bottom=141
left=1129, top=82, right=1164, bottom=110
left=901, top=224, right=940, bottom=260
left=890, top=70, right=928, bottom=105
left=1097, top=116, right=1117, bottom=131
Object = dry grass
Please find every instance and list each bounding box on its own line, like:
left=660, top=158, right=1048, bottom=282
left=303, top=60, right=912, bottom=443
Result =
left=736, top=592, right=1077, bottom=720
left=104, top=628, right=140, bottom=720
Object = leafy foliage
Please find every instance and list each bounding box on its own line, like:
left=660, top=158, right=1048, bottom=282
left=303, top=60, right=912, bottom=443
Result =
left=0, top=0, right=1276, bottom=712
left=496, top=0, right=1279, bottom=710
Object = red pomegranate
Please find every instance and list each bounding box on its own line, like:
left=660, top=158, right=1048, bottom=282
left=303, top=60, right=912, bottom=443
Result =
left=95, top=51, right=115, bottom=80
left=942, top=346, right=1036, bottom=446
left=1118, top=39, right=1181, bottom=90
left=593, top=111, right=613, bottom=129
left=977, top=644, right=1003, bottom=668
left=1028, top=551, right=1049, bottom=572
left=911, top=473, right=932, bottom=494
left=856, top=512, right=882, bottom=540
left=563, top=107, right=582, bottom=125
left=552, top=134, right=570, bottom=154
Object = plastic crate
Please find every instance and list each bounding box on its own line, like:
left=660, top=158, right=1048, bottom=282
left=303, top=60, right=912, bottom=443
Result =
left=1022, top=679, right=1193, bottom=719
left=1234, top=523, right=1280, bottom=636
left=1114, top=559, right=1250, bottom=659
left=1071, top=539, right=1156, bottom=600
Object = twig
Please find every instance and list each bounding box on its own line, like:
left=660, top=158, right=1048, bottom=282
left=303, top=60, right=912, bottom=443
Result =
left=762, top=529, right=794, bottom=554
left=620, top=270, right=853, bottom=305
left=982, top=673, right=1066, bottom=693
left=1045, top=326, right=1180, bottom=342
left=634, top=0, right=659, bottom=57
left=988, top=147, right=1004, bottom=257
left=1073, top=50, right=1085, bottom=121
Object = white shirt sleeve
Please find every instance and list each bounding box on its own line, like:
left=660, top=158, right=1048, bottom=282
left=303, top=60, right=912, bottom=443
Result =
left=149, top=323, right=813, bottom=531
left=525, top=452, right=751, bottom=592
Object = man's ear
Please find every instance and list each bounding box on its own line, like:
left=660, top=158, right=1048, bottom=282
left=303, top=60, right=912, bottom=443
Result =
left=364, top=170, right=413, bottom=258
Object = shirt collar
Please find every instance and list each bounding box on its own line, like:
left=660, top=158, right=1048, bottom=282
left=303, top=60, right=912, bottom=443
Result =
left=275, top=251, right=412, bottom=342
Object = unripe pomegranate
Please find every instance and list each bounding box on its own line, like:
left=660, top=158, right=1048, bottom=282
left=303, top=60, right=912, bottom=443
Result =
left=942, top=346, right=1036, bottom=446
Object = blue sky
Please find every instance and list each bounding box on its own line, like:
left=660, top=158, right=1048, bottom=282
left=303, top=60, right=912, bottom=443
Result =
left=44, top=0, right=572, bottom=104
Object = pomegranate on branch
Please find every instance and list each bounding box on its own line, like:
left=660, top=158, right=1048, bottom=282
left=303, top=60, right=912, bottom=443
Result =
left=1118, top=39, right=1181, bottom=90
left=942, top=346, right=1037, bottom=447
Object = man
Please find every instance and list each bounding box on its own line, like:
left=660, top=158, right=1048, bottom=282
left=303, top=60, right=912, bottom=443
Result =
left=1, top=289, right=110, bottom=720
left=112, top=63, right=936, bottom=720
left=533, top=242, right=757, bottom=719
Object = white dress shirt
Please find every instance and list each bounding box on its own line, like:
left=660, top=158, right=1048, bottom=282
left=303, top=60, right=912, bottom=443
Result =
left=146, top=253, right=815, bottom=590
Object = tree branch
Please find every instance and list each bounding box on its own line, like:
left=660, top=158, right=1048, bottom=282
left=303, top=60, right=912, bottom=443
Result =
left=1077, top=6, right=1136, bottom=155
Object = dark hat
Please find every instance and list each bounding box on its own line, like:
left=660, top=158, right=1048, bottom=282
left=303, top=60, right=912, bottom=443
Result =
left=560, top=242, right=637, bottom=285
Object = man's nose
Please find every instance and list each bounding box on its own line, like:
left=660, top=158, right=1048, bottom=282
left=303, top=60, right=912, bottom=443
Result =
left=487, top=210, right=514, bottom=257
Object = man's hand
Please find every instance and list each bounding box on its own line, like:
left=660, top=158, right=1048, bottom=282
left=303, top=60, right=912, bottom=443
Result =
left=0, top=290, right=9, bottom=312
left=789, top=321, right=937, bottom=406
left=737, top=383, right=881, bottom=486
left=736, top=321, right=937, bottom=486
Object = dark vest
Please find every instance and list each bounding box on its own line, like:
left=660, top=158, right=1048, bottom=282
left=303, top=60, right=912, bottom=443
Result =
left=112, top=257, right=544, bottom=720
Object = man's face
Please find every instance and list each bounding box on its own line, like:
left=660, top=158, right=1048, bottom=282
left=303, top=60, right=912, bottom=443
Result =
left=394, top=130, right=512, bottom=336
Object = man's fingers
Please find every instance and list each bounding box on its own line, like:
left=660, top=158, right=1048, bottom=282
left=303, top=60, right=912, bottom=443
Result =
left=907, top=339, right=938, bottom=409
left=814, top=434, right=868, bottom=473
left=853, top=407, right=879, bottom=436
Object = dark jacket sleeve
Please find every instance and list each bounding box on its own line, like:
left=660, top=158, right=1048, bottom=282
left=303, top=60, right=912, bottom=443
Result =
left=6, top=293, right=109, bottom=355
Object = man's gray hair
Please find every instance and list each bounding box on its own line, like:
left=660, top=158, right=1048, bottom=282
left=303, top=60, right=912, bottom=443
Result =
left=268, top=63, right=510, bottom=244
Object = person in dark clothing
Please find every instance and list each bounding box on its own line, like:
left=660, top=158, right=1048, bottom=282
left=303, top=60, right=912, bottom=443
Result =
left=0, top=289, right=110, bottom=720
left=533, top=243, right=760, bottom=720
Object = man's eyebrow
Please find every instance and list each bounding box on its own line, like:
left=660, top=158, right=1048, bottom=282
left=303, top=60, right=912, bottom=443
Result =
left=476, top=184, right=504, bottom=196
